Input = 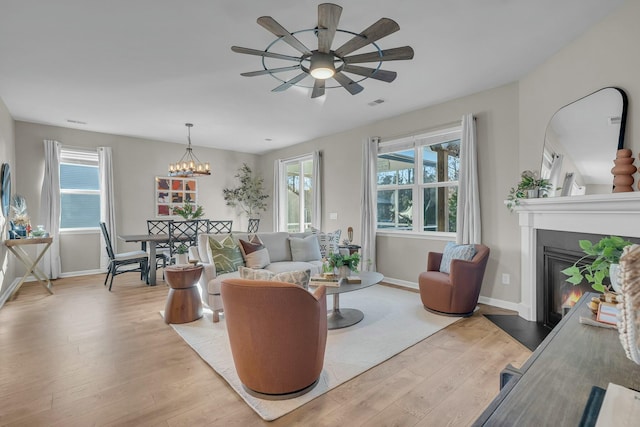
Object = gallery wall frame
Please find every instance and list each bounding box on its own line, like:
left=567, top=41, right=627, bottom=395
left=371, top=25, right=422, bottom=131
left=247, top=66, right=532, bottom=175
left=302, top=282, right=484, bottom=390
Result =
left=155, top=176, right=197, bottom=217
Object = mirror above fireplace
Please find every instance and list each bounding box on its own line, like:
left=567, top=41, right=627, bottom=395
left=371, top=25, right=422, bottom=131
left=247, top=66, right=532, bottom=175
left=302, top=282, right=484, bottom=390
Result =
left=540, top=87, right=627, bottom=197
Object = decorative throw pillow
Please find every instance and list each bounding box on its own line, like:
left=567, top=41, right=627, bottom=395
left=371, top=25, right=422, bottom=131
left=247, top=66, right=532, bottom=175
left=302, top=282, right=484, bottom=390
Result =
left=238, top=265, right=274, bottom=281
left=238, top=266, right=311, bottom=289
left=439, top=242, right=477, bottom=274
left=238, top=235, right=271, bottom=269
left=310, top=227, right=342, bottom=258
left=208, top=235, right=244, bottom=274
left=273, top=269, right=311, bottom=290
left=289, top=235, right=322, bottom=262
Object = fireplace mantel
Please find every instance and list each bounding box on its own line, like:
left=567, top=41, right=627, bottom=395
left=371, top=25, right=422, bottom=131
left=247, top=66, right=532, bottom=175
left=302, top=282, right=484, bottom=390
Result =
left=513, top=192, right=640, bottom=321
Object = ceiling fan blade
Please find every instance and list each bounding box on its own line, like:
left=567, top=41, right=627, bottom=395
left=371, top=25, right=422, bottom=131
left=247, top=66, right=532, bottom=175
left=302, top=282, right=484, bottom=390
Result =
left=342, top=65, right=397, bottom=83
left=241, top=65, right=301, bottom=77
left=317, top=3, right=342, bottom=54
left=257, top=16, right=312, bottom=55
left=272, top=72, right=309, bottom=92
left=231, top=46, right=301, bottom=62
left=343, top=46, right=415, bottom=64
left=333, top=72, right=364, bottom=95
left=311, top=79, right=326, bottom=98
left=334, top=18, right=400, bottom=57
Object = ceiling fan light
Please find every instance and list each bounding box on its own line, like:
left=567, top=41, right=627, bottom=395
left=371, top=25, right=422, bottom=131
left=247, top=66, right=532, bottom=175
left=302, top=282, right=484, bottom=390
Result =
left=310, top=52, right=335, bottom=79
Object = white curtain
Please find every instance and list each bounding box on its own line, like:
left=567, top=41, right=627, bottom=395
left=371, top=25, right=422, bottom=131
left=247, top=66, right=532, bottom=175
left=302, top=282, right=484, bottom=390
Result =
left=98, top=147, right=116, bottom=268
left=361, top=137, right=379, bottom=271
left=40, top=140, right=61, bottom=279
left=273, top=159, right=283, bottom=231
left=312, top=150, right=322, bottom=230
left=456, top=114, right=481, bottom=244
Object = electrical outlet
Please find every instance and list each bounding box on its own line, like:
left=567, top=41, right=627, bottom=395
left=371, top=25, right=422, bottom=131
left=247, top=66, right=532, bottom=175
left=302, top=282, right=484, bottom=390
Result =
left=329, top=212, right=338, bottom=220
left=501, top=273, right=510, bottom=285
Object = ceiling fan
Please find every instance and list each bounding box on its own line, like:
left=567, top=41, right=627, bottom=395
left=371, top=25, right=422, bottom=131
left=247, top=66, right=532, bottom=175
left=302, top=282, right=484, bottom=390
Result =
left=231, top=3, right=414, bottom=98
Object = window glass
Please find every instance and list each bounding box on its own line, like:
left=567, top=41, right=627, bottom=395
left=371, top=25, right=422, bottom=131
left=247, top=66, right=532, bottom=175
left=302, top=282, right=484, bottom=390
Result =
left=376, top=128, right=461, bottom=234
left=281, top=156, right=315, bottom=232
left=59, top=149, right=100, bottom=230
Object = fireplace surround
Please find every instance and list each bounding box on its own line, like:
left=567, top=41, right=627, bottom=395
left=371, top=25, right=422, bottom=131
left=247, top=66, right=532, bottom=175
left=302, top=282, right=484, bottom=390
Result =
left=513, top=192, right=640, bottom=321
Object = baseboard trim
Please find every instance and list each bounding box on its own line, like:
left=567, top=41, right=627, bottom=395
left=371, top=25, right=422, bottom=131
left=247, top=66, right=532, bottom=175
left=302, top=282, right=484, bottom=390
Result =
left=477, top=296, right=520, bottom=312
left=384, top=276, right=521, bottom=314
left=381, top=277, right=418, bottom=291
left=0, top=277, right=22, bottom=310
left=59, top=269, right=103, bottom=278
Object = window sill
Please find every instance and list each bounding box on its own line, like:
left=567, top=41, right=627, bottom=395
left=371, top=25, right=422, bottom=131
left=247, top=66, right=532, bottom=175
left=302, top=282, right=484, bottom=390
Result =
left=376, top=230, right=455, bottom=241
left=59, top=228, right=100, bottom=235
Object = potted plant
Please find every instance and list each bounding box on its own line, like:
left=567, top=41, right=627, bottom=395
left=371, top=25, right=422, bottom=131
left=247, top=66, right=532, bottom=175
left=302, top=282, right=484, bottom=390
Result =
left=506, top=170, right=552, bottom=211
left=223, top=164, right=269, bottom=224
left=175, top=244, right=189, bottom=264
left=328, top=252, right=361, bottom=279
left=172, top=201, right=204, bottom=219
left=561, top=235, right=632, bottom=293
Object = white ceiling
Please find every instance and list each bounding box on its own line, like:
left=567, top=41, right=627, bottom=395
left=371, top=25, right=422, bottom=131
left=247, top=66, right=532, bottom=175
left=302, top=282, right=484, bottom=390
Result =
left=0, top=0, right=623, bottom=154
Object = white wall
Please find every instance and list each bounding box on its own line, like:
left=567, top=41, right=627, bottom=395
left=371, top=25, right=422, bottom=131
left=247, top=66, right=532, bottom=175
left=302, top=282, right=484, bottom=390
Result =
left=0, top=96, right=15, bottom=298
left=257, top=82, right=521, bottom=303
left=14, top=121, right=256, bottom=275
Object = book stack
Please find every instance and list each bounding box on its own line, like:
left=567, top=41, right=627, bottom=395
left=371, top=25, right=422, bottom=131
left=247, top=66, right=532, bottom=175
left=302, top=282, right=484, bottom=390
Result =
left=309, top=275, right=341, bottom=287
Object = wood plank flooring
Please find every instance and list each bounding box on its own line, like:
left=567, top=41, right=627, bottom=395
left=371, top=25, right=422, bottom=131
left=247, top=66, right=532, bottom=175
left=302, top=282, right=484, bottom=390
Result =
left=0, top=274, right=531, bottom=426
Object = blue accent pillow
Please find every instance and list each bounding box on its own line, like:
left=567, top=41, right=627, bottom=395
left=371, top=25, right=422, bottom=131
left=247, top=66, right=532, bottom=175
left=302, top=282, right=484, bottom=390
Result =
left=439, top=242, right=477, bottom=274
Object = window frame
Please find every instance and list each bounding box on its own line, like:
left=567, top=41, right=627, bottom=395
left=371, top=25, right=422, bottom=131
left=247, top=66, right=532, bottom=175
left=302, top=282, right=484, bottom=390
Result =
left=59, top=148, right=101, bottom=233
left=278, top=153, right=315, bottom=233
left=375, top=126, right=461, bottom=238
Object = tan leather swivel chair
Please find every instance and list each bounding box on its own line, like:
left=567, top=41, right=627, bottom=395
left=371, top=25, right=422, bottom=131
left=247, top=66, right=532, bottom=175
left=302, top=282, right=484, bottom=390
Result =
left=418, top=244, right=490, bottom=317
left=220, top=278, right=327, bottom=399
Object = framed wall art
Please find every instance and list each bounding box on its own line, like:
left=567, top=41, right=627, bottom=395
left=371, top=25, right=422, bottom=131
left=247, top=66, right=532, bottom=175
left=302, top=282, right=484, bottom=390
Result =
left=155, top=176, right=198, bottom=217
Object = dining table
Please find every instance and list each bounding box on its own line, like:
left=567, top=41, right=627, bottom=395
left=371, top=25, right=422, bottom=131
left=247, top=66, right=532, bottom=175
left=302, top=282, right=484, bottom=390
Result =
left=118, top=233, right=170, bottom=286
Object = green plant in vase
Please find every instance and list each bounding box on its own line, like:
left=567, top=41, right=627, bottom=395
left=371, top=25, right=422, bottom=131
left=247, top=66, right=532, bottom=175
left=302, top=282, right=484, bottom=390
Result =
left=328, top=252, right=360, bottom=274
left=506, top=170, right=552, bottom=212
left=172, top=201, right=204, bottom=219
left=561, top=235, right=632, bottom=293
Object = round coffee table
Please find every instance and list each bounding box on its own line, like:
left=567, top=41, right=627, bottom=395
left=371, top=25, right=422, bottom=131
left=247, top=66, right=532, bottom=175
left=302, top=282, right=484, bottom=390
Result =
left=310, top=271, right=384, bottom=330
left=164, top=264, right=203, bottom=324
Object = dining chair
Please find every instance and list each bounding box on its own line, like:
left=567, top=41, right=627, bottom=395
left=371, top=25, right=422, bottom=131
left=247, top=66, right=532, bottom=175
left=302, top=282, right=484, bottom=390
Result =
left=208, top=220, right=233, bottom=234
left=100, top=222, right=149, bottom=291
left=146, top=219, right=172, bottom=269
left=168, top=220, right=199, bottom=261
left=247, top=218, right=260, bottom=233
left=196, top=219, right=210, bottom=235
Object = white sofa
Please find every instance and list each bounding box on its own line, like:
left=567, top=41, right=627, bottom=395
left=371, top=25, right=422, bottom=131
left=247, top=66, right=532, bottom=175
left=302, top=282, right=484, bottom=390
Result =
left=189, top=231, right=324, bottom=322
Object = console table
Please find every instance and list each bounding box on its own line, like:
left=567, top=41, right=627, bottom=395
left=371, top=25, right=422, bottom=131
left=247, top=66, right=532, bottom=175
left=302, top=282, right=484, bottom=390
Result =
left=4, top=237, right=54, bottom=300
left=473, top=293, right=640, bottom=425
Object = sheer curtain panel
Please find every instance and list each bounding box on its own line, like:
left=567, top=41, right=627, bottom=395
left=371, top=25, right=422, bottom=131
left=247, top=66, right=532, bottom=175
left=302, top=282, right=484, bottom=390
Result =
left=98, top=147, right=116, bottom=269
left=456, top=114, right=481, bottom=244
left=40, top=140, right=61, bottom=279
left=361, top=137, right=379, bottom=271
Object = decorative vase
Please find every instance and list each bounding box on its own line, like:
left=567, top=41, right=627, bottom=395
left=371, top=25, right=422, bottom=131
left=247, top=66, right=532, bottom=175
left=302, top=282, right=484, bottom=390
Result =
left=612, top=149, right=636, bottom=192
left=526, top=188, right=539, bottom=199
left=610, top=263, right=621, bottom=293
left=175, top=253, right=188, bottom=265
left=337, top=265, right=351, bottom=279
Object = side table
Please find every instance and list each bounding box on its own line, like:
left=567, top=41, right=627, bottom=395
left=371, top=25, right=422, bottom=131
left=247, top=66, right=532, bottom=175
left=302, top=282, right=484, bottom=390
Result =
left=164, top=264, right=203, bottom=324
left=4, top=237, right=54, bottom=300
left=338, top=244, right=361, bottom=255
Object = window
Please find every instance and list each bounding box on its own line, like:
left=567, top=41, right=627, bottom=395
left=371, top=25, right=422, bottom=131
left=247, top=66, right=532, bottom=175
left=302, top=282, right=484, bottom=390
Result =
left=376, top=127, right=461, bottom=233
left=59, top=148, right=100, bottom=230
left=277, top=154, right=317, bottom=232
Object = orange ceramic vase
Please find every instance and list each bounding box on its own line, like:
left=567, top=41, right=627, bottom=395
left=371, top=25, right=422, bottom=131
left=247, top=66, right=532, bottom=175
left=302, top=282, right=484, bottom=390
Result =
left=612, top=149, right=636, bottom=192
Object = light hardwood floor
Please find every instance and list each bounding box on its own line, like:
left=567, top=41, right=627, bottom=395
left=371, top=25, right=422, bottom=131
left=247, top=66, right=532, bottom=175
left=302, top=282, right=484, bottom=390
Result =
left=0, top=274, right=531, bottom=426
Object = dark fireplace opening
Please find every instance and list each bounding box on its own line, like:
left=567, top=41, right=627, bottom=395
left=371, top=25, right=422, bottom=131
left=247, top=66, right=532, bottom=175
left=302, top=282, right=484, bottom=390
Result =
left=536, top=230, right=640, bottom=329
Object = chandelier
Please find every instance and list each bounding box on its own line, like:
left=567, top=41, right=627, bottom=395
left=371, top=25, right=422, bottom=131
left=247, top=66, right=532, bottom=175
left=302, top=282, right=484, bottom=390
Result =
left=168, top=123, right=211, bottom=177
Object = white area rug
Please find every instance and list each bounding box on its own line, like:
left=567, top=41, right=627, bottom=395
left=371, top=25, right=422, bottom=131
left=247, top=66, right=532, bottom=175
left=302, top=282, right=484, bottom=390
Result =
left=166, top=285, right=459, bottom=421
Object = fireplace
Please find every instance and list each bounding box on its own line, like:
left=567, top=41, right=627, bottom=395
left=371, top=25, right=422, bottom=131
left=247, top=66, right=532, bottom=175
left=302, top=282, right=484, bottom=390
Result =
left=514, top=192, right=640, bottom=322
left=536, top=230, right=626, bottom=329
